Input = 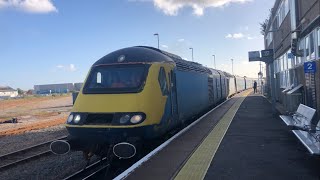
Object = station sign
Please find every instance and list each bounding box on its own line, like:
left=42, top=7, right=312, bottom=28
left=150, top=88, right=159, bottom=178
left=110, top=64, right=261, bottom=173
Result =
left=248, top=49, right=274, bottom=63
left=304, top=61, right=316, bottom=73
left=260, top=49, right=274, bottom=63
left=248, top=51, right=260, bottom=62
left=261, top=49, right=273, bottom=58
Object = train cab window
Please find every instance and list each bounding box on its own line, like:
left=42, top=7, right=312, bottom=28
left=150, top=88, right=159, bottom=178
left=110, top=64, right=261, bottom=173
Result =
left=158, top=67, right=168, bottom=96
left=83, top=64, right=150, bottom=94
left=97, top=72, right=102, bottom=84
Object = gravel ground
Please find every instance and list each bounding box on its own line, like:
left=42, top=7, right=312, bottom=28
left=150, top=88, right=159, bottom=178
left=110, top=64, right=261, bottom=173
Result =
left=0, top=125, right=68, bottom=155
left=0, top=124, right=101, bottom=180
left=0, top=151, right=96, bottom=180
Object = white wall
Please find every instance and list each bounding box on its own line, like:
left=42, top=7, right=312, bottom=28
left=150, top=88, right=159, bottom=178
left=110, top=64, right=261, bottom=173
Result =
left=0, top=91, right=18, bottom=97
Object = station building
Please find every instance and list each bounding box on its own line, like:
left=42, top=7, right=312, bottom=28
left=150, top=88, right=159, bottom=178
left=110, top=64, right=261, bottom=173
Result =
left=73, top=83, right=83, bottom=91
left=34, top=83, right=74, bottom=94
left=0, top=86, right=18, bottom=98
left=264, top=0, right=320, bottom=116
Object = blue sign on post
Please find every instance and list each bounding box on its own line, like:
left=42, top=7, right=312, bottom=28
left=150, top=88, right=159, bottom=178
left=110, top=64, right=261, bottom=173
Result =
left=304, top=61, right=316, bottom=73
left=287, top=53, right=294, bottom=59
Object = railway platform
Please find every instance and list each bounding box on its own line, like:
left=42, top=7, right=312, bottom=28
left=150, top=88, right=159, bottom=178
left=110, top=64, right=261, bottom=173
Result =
left=115, top=90, right=320, bottom=180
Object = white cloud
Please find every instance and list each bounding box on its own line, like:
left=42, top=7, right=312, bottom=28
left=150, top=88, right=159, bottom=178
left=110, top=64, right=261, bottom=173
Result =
left=225, top=34, right=232, bottom=38
left=225, top=33, right=244, bottom=39
left=0, top=0, right=57, bottom=13
left=55, top=64, right=77, bottom=72
left=56, top=65, right=64, bottom=69
left=69, top=64, right=76, bottom=72
left=0, top=1, right=6, bottom=7
left=178, top=38, right=185, bottom=42
left=153, top=0, right=252, bottom=16
left=161, top=44, right=169, bottom=48
left=233, top=33, right=244, bottom=38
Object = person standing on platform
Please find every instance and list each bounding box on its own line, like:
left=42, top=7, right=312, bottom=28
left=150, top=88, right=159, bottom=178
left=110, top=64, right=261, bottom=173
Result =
left=253, top=81, right=257, bottom=93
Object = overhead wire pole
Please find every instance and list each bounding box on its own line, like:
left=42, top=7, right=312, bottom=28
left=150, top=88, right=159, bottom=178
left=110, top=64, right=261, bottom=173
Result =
left=154, top=33, right=159, bottom=49
left=212, top=55, right=216, bottom=69
left=189, top=48, right=194, bottom=62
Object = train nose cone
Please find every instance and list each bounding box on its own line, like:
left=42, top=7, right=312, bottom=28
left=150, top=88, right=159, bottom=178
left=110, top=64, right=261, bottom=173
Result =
left=50, top=140, right=70, bottom=155
left=113, top=142, right=136, bottom=159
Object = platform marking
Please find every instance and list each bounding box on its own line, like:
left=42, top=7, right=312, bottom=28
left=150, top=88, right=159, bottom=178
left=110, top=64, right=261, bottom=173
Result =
left=174, top=90, right=251, bottom=180
left=114, top=98, right=232, bottom=180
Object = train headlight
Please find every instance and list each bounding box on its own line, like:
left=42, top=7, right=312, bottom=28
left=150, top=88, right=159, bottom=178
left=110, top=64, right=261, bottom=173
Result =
left=67, top=114, right=74, bottom=123
left=74, top=114, right=81, bottom=123
left=120, top=115, right=131, bottom=124
left=130, top=115, right=143, bottom=124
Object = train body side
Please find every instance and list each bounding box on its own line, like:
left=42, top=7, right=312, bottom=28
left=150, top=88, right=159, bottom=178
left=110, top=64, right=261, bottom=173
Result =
left=228, top=76, right=237, bottom=97
left=217, top=70, right=228, bottom=100
left=235, top=76, right=246, bottom=92
left=175, top=70, right=210, bottom=122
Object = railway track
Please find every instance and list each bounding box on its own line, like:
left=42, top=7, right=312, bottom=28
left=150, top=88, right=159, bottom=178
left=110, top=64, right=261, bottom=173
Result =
left=63, top=157, right=111, bottom=180
left=0, top=135, right=67, bottom=171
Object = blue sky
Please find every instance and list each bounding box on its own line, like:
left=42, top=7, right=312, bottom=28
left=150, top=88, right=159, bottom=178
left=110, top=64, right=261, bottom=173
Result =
left=0, top=0, right=274, bottom=90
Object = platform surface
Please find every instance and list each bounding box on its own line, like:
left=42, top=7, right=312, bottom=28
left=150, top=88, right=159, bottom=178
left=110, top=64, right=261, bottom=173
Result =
left=123, top=92, right=320, bottom=180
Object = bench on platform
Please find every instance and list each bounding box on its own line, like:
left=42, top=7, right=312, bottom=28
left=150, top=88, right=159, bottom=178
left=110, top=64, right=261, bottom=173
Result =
left=279, top=104, right=316, bottom=130
left=292, top=120, right=320, bottom=155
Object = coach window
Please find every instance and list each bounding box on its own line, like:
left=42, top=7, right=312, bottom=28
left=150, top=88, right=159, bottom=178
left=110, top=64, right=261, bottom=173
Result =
left=158, top=67, right=168, bottom=96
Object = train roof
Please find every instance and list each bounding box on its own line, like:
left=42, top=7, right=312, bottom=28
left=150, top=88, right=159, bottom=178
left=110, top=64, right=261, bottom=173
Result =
left=93, top=46, right=174, bottom=66
left=208, top=68, right=220, bottom=75
left=222, top=71, right=234, bottom=77
left=93, top=46, right=211, bottom=74
left=140, top=46, right=211, bottom=74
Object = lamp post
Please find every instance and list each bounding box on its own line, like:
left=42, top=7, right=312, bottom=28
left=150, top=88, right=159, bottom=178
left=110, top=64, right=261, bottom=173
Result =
left=154, top=33, right=159, bottom=49
left=212, top=55, right=216, bottom=69
left=189, top=48, right=194, bottom=61
left=231, top=59, right=234, bottom=75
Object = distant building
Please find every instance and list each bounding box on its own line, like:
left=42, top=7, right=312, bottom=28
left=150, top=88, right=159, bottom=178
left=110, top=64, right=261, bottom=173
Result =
left=74, top=83, right=84, bottom=91
left=34, top=83, right=74, bottom=94
left=0, top=86, right=18, bottom=98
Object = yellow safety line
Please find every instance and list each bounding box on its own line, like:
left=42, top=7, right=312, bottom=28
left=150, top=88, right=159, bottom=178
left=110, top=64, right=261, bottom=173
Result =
left=174, top=90, right=251, bottom=180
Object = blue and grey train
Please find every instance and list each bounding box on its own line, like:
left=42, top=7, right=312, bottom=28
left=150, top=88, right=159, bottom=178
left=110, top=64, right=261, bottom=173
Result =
left=50, top=46, right=254, bottom=159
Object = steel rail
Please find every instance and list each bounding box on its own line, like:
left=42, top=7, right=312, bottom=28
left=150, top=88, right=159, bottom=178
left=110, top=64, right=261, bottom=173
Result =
left=0, top=135, right=67, bottom=171
left=63, top=157, right=108, bottom=180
